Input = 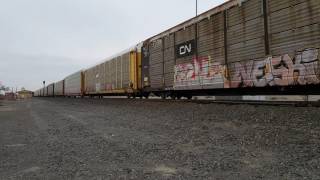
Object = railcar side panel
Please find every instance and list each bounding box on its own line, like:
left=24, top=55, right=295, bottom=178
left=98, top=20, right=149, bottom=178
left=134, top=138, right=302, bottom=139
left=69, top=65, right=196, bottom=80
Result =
left=47, top=83, right=55, bottom=97
left=142, top=0, right=320, bottom=95
left=64, top=71, right=84, bottom=96
left=84, top=49, right=140, bottom=95
left=163, top=34, right=175, bottom=89
left=149, top=39, right=164, bottom=90
left=54, top=80, right=64, bottom=96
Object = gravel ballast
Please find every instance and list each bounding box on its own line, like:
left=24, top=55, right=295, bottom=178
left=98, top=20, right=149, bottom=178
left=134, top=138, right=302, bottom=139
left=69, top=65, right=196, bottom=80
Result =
left=0, top=98, right=319, bottom=179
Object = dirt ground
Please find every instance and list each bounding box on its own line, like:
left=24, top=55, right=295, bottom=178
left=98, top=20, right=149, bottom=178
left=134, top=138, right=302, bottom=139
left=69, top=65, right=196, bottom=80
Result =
left=0, top=98, right=319, bottom=180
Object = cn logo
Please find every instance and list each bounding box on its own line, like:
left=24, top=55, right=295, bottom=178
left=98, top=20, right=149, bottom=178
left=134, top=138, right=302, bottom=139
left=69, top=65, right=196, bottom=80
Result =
left=176, top=40, right=195, bottom=58
left=179, top=44, right=192, bottom=55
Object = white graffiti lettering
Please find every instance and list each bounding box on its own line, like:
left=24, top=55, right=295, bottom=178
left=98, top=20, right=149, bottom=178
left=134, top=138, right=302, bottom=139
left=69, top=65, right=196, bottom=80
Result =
left=174, top=48, right=319, bottom=89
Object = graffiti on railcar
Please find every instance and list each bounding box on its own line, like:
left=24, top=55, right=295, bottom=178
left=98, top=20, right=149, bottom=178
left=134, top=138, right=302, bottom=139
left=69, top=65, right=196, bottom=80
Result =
left=174, top=56, right=228, bottom=89
left=106, top=84, right=115, bottom=91
left=174, top=48, right=319, bottom=89
left=230, top=48, right=319, bottom=88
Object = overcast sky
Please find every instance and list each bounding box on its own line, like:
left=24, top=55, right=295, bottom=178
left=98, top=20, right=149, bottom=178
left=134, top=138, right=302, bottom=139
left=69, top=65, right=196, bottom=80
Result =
left=0, top=0, right=227, bottom=91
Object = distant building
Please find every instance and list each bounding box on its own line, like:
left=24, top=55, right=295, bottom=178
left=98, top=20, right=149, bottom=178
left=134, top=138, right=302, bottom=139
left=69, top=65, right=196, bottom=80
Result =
left=4, top=92, right=16, bottom=100
left=0, top=90, right=4, bottom=100
left=17, top=90, right=33, bottom=99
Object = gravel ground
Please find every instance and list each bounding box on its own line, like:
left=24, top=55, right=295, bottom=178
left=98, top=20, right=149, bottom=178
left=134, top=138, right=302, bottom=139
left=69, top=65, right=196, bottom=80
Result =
left=0, top=98, right=319, bottom=180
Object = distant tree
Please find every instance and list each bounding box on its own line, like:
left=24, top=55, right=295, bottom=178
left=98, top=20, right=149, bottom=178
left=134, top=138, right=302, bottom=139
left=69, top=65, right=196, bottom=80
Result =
left=0, top=83, right=11, bottom=91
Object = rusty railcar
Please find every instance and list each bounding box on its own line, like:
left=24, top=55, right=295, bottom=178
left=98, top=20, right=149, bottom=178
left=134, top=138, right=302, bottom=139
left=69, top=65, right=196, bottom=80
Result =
left=141, top=0, right=320, bottom=98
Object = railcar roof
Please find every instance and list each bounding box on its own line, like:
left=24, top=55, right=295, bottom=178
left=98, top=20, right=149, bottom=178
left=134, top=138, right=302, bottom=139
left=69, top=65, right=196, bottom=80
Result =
left=148, top=0, right=241, bottom=42
left=84, top=42, right=143, bottom=71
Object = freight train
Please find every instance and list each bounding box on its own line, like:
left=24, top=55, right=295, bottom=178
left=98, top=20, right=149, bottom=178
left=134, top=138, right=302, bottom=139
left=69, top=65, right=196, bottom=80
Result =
left=34, top=0, right=320, bottom=99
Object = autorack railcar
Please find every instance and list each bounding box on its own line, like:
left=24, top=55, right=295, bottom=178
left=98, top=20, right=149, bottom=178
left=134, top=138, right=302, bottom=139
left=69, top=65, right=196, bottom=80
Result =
left=140, top=0, right=320, bottom=98
left=34, top=0, right=320, bottom=98
left=84, top=44, right=143, bottom=98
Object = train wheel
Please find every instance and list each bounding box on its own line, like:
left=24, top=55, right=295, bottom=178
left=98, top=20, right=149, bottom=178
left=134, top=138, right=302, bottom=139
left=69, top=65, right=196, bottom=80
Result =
left=143, top=93, right=150, bottom=99
left=186, top=95, right=192, bottom=100
left=177, top=95, right=182, bottom=100
left=171, top=94, right=176, bottom=100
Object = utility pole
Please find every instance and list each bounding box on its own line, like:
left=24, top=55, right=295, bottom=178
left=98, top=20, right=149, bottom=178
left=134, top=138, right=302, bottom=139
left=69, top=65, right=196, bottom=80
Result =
left=196, top=0, right=198, bottom=16
left=43, top=81, right=45, bottom=96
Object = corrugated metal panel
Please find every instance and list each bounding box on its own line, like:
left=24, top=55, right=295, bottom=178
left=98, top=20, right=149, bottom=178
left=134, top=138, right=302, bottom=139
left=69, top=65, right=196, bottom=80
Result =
left=111, top=58, right=117, bottom=90
left=227, top=0, right=265, bottom=63
left=228, top=38, right=266, bottom=62
left=88, top=63, right=105, bottom=93
left=44, top=86, right=48, bottom=96
left=149, top=0, right=238, bottom=41
left=99, top=63, right=105, bottom=91
left=116, top=56, right=122, bottom=89
left=268, top=0, right=319, bottom=34
left=268, top=0, right=320, bottom=56
left=105, top=61, right=112, bottom=90
left=81, top=45, right=140, bottom=94
left=198, top=12, right=225, bottom=64
left=47, top=84, right=54, bottom=96
left=149, top=38, right=164, bottom=89
left=150, top=62, right=163, bottom=75
left=84, top=51, right=133, bottom=94
left=175, top=25, right=196, bottom=44
left=164, top=60, right=175, bottom=74
left=164, top=34, right=174, bottom=48
left=227, top=0, right=263, bottom=26
left=268, top=0, right=309, bottom=13
left=64, top=71, right=83, bottom=96
left=150, top=61, right=164, bottom=89
left=149, top=39, right=163, bottom=65
left=84, top=67, right=94, bottom=93
left=164, top=48, right=174, bottom=61
left=90, top=68, right=95, bottom=92
left=54, top=80, right=64, bottom=96
left=150, top=75, right=163, bottom=89
left=164, top=72, right=174, bottom=87
left=164, top=34, right=175, bottom=88
left=228, top=17, right=264, bottom=45
left=93, top=66, right=98, bottom=92
left=198, top=47, right=225, bottom=63
left=122, top=52, right=130, bottom=88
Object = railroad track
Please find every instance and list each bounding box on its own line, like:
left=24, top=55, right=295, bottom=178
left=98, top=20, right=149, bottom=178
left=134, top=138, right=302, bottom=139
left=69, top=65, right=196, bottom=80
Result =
left=39, top=96, right=320, bottom=107
left=124, top=97, right=320, bottom=107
